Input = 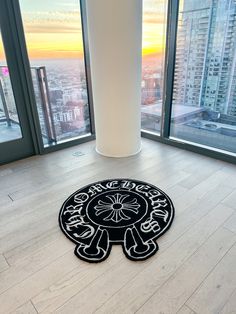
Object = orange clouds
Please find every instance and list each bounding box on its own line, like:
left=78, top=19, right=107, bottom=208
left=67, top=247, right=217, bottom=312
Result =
left=142, top=0, right=167, bottom=56
left=0, top=33, right=6, bottom=62
left=21, top=9, right=84, bottom=59
left=0, top=1, right=168, bottom=60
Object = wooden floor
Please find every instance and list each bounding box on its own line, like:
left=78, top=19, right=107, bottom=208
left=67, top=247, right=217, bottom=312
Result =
left=0, top=139, right=236, bottom=314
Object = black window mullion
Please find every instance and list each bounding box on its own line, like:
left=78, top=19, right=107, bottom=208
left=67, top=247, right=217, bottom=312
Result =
left=161, top=0, right=179, bottom=138
left=4, top=0, right=43, bottom=153
left=80, top=0, right=96, bottom=136
left=0, top=0, right=41, bottom=155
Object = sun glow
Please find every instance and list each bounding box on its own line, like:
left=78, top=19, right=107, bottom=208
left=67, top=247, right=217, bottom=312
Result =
left=0, top=0, right=167, bottom=61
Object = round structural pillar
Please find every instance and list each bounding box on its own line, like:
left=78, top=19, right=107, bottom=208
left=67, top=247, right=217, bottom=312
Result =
left=86, top=0, right=142, bottom=157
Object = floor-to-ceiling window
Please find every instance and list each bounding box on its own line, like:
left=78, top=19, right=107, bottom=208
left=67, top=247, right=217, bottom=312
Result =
left=19, top=0, right=91, bottom=147
left=0, top=0, right=235, bottom=163
left=170, top=0, right=236, bottom=154
left=0, top=31, right=22, bottom=143
left=141, top=0, right=168, bottom=134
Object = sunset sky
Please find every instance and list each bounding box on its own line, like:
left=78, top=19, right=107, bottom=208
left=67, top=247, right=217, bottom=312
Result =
left=0, top=0, right=167, bottom=60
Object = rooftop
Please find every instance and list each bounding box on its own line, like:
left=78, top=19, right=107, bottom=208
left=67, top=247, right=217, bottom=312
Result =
left=141, top=102, right=204, bottom=119
left=0, top=121, right=22, bottom=144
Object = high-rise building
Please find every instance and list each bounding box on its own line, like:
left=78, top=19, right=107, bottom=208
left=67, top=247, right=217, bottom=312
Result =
left=173, top=0, right=236, bottom=116
left=141, top=74, right=161, bottom=105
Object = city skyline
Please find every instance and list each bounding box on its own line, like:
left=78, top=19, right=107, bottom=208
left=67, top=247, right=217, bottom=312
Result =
left=1, top=0, right=236, bottom=153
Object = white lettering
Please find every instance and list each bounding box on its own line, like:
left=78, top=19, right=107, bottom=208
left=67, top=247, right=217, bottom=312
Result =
left=106, top=180, right=119, bottom=189
left=88, top=183, right=107, bottom=196
left=64, top=204, right=83, bottom=215
left=135, top=184, right=150, bottom=197
left=121, top=180, right=136, bottom=190
left=141, top=217, right=160, bottom=233
left=74, top=192, right=89, bottom=204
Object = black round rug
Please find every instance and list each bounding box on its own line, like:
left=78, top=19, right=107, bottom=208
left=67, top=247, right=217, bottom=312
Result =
left=59, top=178, right=174, bottom=263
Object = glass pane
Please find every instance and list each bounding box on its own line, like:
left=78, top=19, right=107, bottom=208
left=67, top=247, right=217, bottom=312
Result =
left=141, top=0, right=168, bottom=133
left=171, top=0, right=236, bottom=154
left=19, top=0, right=91, bottom=147
left=0, top=31, right=22, bottom=143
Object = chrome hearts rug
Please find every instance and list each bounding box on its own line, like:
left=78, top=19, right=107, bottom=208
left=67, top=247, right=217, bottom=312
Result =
left=59, top=179, right=174, bottom=263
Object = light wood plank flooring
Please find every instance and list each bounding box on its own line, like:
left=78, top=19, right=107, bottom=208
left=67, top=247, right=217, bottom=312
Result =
left=0, top=139, right=236, bottom=314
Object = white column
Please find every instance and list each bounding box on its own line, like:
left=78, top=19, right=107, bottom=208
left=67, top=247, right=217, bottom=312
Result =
left=86, top=0, right=142, bottom=157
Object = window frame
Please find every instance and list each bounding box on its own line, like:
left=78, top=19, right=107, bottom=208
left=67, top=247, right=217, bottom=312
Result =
left=1, top=0, right=236, bottom=164
left=7, top=0, right=96, bottom=155
left=142, top=0, right=236, bottom=165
